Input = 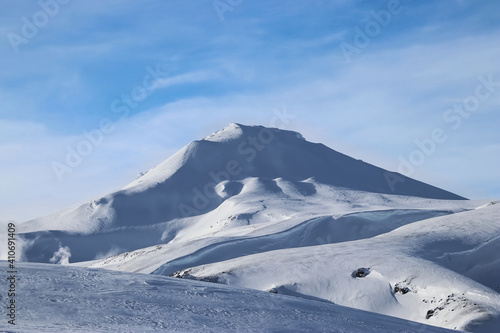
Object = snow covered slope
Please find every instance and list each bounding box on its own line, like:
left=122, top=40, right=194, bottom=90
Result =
left=170, top=203, right=500, bottom=332
left=79, top=188, right=476, bottom=274
left=0, top=261, right=455, bottom=333
left=18, top=124, right=467, bottom=263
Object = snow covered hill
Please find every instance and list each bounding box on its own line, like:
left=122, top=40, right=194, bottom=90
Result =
left=11, top=123, right=499, bottom=332
left=171, top=203, right=500, bottom=332
left=0, top=261, right=457, bottom=333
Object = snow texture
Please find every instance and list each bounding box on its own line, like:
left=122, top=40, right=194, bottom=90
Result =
left=0, top=261, right=456, bottom=333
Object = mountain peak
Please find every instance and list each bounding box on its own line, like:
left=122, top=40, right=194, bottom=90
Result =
left=203, top=123, right=306, bottom=143
left=204, top=123, right=244, bottom=142
left=126, top=123, right=464, bottom=201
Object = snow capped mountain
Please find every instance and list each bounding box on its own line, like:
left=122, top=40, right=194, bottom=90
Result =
left=19, top=124, right=465, bottom=261
left=13, top=123, right=499, bottom=332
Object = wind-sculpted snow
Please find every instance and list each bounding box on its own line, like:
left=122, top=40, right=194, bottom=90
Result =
left=18, top=180, right=473, bottom=265
left=0, top=262, right=455, bottom=333
left=81, top=193, right=474, bottom=274
left=172, top=204, right=500, bottom=332
left=148, top=209, right=454, bottom=276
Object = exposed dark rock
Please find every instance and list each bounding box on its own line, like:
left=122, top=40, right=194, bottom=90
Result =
left=170, top=269, right=226, bottom=284
left=394, top=285, right=410, bottom=294
left=267, top=287, right=279, bottom=294
left=169, top=269, right=191, bottom=279
left=352, top=267, right=371, bottom=278
left=198, top=275, right=220, bottom=283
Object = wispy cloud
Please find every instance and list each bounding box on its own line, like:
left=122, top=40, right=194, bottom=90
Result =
left=150, top=70, right=219, bottom=91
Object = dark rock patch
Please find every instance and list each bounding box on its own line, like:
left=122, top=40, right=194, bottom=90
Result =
left=394, top=285, right=411, bottom=295
left=267, top=287, right=279, bottom=294
left=352, top=267, right=371, bottom=278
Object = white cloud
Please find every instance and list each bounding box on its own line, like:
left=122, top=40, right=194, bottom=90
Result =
left=151, top=70, right=219, bottom=91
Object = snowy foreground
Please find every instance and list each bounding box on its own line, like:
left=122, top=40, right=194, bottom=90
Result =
left=0, top=261, right=455, bottom=333
left=8, top=124, right=500, bottom=332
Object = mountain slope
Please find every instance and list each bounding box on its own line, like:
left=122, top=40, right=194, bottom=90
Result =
left=170, top=203, right=500, bottom=332
left=0, top=261, right=456, bottom=333
left=18, top=123, right=467, bottom=264
left=20, top=123, right=466, bottom=236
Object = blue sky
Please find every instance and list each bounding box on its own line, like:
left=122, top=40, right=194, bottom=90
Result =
left=1, top=0, right=499, bottom=221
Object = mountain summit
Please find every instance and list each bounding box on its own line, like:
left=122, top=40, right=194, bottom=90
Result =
left=127, top=122, right=464, bottom=199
